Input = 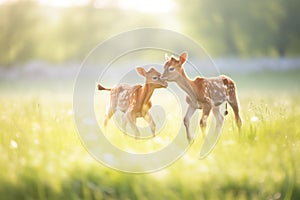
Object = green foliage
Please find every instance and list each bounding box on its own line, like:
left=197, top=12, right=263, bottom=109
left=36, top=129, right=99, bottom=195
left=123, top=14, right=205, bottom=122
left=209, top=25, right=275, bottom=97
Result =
left=0, top=71, right=300, bottom=199
left=0, top=1, right=160, bottom=66
left=0, top=1, right=42, bottom=65
left=1, top=0, right=300, bottom=65
left=178, top=0, right=300, bottom=56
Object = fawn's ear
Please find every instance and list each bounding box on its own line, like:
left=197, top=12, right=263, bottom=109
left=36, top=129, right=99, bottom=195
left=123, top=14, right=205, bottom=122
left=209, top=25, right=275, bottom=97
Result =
left=136, top=67, right=146, bottom=77
left=179, top=52, right=187, bottom=64
left=165, top=53, right=170, bottom=61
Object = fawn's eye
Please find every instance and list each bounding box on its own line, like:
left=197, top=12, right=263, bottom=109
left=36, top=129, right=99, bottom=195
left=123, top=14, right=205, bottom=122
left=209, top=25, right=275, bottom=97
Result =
left=169, top=67, right=175, bottom=72
left=152, top=76, right=158, bottom=81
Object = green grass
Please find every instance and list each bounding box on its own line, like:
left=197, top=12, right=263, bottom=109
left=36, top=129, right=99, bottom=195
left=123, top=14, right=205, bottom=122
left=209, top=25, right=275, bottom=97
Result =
left=0, top=70, right=300, bottom=200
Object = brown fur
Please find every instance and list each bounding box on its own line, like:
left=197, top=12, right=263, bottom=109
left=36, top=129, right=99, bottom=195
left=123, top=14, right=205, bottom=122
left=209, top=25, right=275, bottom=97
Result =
left=97, top=67, right=167, bottom=138
left=162, top=52, right=242, bottom=142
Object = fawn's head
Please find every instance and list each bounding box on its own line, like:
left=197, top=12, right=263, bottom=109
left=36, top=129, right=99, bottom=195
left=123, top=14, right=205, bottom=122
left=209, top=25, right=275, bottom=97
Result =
left=161, top=52, right=187, bottom=82
left=136, top=67, right=168, bottom=88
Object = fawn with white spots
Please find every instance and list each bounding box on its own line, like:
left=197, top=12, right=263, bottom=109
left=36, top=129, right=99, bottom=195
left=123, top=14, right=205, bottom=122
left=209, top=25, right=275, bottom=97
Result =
left=161, top=52, right=242, bottom=142
left=97, top=67, right=168, bottom=138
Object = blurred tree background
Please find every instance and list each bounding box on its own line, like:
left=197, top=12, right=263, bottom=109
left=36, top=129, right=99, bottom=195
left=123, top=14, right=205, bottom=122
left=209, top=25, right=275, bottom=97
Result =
left=0, top=0, right=300, bottom=66
left=0, top=0, right=162, bottom=66
left=179, top=0, right=300, bottom=57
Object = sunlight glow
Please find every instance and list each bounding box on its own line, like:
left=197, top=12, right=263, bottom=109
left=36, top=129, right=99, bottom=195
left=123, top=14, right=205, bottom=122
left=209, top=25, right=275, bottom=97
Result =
left=35, top=0, right=176, bottom=13
left=38, top=0, right=89, bottom=7
left=118, top=0, right=175, bottom=13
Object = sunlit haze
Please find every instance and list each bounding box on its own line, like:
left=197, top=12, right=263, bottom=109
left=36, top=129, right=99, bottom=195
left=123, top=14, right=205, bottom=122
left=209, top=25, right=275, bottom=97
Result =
left=118, top=0, right=175, bottom=13
left=38, top=0, right=88, bottom=7
left=4, top=0, right=177, bottom=13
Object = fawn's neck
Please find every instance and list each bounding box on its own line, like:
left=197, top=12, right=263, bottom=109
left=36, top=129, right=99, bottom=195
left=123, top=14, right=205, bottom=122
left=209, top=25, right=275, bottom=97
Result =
left=139, top=83, right=155, bottom=105
left=176, top=69, right=198, bottom=103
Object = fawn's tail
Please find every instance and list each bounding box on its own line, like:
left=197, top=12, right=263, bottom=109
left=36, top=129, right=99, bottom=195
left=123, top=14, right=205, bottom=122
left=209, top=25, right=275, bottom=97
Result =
left=97, top=84, right=111, bottom=91
left=224, top=102, right=228, bottom=116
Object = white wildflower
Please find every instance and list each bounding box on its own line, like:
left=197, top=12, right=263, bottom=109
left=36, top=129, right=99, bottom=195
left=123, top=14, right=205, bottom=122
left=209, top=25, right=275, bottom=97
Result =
left=251, top=116, right=259, bottom=122
left=10, top=140, right=18, bottom=149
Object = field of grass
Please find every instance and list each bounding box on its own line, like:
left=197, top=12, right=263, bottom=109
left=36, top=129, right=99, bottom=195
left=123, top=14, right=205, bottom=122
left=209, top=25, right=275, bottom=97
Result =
left=0, top=69, right=300, bottom=200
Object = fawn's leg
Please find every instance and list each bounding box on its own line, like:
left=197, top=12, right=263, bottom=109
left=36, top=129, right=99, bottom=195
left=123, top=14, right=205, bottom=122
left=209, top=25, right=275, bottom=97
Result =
left=121, top=113, right=128, bottom=133
left=127, top=112, right=140, bottom=139
left=104, top=90, right=117, bottom=128
left=228, top=91, right=242, bottom=130
left=104, top=106, right=116, bottom=128
left=144, top=112, right=156, bottom=137
left=212, top=106, right=225, bottom=133
left=184, top=105, right=196, bottom=142
left=222, top=76, right=242, bottom=130
left=200, top=103, right=212, bottom=138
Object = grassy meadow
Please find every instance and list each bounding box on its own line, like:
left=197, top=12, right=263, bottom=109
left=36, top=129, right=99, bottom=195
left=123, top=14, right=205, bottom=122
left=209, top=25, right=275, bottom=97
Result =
left=0, top=69, right=300, bottom=200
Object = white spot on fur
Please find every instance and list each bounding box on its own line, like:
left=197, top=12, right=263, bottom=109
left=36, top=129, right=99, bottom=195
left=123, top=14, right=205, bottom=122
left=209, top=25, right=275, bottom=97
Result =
left=214, top=82, right=222, bottom=88
left=120, top=91, right=127, bottom=98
